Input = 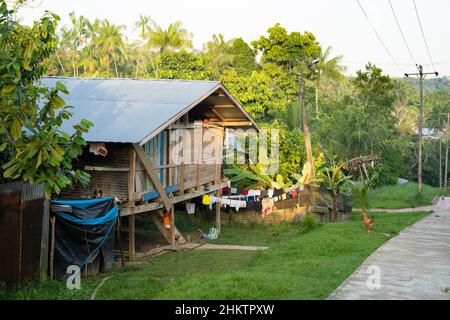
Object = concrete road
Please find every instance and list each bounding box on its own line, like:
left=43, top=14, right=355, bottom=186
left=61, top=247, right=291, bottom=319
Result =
left=328, top=198, right=450, bottom=300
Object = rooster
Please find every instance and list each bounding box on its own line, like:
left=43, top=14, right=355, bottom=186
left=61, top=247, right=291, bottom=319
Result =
left=361, top=208, right=374, bottom=233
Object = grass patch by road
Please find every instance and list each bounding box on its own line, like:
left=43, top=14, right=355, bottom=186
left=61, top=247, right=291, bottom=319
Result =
left=353, top=182, right=442, bottom=209
left=1, top=211, right=428, bottom=300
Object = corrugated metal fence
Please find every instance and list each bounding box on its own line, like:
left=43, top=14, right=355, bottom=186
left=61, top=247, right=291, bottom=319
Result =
left=0, top=182, right=49, bottom=288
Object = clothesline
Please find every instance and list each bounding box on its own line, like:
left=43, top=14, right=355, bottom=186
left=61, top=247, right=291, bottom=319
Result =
left=192, top=184, right=305, bottom=217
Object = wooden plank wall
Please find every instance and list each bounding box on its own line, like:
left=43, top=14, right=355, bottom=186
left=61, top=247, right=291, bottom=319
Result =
left=182, top=126, right=224, bottom=190
left=59, top=143, right=129, bottom=200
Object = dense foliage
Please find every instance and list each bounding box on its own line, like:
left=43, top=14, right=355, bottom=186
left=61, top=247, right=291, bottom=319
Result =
left=0, top=1, right=92, bottom=198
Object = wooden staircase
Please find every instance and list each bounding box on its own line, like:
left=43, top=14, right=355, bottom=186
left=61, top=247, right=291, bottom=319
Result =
left=151, top=212, right=186, bottom=245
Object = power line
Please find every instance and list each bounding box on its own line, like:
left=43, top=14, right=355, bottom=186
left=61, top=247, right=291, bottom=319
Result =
left=413, top=0, right=437, bottom=72
left=388, top=0, right=416, bottom=66
left=356, top=0, right=404, bottom=74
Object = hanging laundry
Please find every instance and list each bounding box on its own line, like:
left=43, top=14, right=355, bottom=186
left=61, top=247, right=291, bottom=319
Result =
left=261, top=190, right=268, bottom=197
left=186, top=203, right=196, bottom=214
left=221, top=187, right=231, bottom=195
left=274, top=188, right=284, bottom=197
left=230, top=200, right=246, bottom=211
left=202, top=194, right=211, bottom=206
left=262, top=198, right=274, bottom=217
left=242, top=189, right=249, bottom=195
left=248, top=190, right=261, bottom=196
left=231, top=187, right=237, bottom=194
left=267, top=190, right=274, bottom=198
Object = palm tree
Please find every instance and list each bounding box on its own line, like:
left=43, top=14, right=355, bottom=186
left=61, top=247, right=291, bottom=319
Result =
left=314, top=46, right=346, bottom=118
left=134, top=14, right=153, bottom=77
left=203, top=34, right=233, bottom=80
left=95, top=19, right=126, bottom=77
left=148, top=20, right=192, bottom=53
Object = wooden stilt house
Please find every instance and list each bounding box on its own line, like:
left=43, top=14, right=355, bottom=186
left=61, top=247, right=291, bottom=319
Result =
left=42, top=77, right=259, bottom=259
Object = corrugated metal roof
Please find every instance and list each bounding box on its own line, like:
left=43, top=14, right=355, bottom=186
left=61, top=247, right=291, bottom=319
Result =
left=41, top=77, right=220, bottom=143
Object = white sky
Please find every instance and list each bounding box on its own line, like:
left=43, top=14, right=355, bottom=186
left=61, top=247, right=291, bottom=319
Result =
left=16, top=0, right=450, bottom=77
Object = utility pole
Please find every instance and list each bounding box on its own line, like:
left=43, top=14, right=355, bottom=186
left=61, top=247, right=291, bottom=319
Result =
left=445, top=113, right=449, bottom=193
left=439, top=136, right=442, bottom=190
left=405, top=64, right=439, bottom=193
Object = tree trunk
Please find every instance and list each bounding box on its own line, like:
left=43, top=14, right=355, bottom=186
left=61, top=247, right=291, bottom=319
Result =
left=114, top=56, right=119, bottom=78
left=331, top=190, right=338, bottom=223
left=135, top=48, right=142, bottom=78
left=298, top=72, right=314, bottom=178
left=315, top=81, right=319, bottom=119
left=56, top=54, right=66, bottom=74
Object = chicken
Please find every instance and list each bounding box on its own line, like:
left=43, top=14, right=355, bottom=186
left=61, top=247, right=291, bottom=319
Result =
left=362, top=209, right=375, bottom=233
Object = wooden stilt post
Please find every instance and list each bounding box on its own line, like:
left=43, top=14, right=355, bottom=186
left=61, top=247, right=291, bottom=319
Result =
left=215, top=189, right=221, bottom=235
left=180, top=161, right=185, bottom=195
left=128, top=147, right=136, bottom=261
left=170, top=205, right=176, bottom=249
left=128, top=215, right=135, bottom=261
left=116, top=216, right=125, bottom=267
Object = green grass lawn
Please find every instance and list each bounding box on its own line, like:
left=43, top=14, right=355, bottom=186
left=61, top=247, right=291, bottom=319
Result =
left=1, top=211, right=428, bottom=300
left=353, top=182, right=443, bottom=209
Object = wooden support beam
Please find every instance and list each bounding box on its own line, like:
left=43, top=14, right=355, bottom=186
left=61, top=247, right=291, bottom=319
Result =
left=211, top=108, right=225, bottom=122
left=151, top=211, right=171, bottom=243
left=215, top=189, right=221, bottom=235
left=180, top=161, right=185, bottom=195
left=209, top=121, right=253, bottom=127
left=133, top=143, right=172, bottom=212
left=119, top=181, right=228, bottom=217
left=170, top=205, right=176, bottom=248
left=84, top=166, right=129, bottom=172
left=128, top=215, right=135, bottom=261
left=163, top=131, right=167, bottom=187
left=121, top=202, right=164, bottom=217
left=128, top=148, right=136, bottom=206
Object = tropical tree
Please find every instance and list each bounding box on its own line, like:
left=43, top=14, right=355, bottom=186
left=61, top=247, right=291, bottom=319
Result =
left=312, top=46, right=346, bottom=118
left=94, top=19, right=126, bottom=77
left=203, top=34, right=233, bottom=80
left=316, top=157, right=351, bottom=222
left=0, top=2, right=92, bottom=198
left=134, top=14, right=152, bottom=77
left=157, top=49, right=210, bottom=80
left=148, top=20, right=192, bottom=53
left=252, top=23, right=321, bottom=178
left=226, top=37, right=258, bottom=76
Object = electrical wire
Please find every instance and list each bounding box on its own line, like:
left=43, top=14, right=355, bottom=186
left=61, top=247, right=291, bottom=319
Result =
left=412, top=0, right=437, bottom=72
left=388, top=0, right=416, bottom=66
left=356, top=0, right=405, bottom=74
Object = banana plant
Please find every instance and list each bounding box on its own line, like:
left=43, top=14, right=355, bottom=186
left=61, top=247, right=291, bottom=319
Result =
left=316, top=158, right=352, bottom=222
left=224, top=163, right=288, bottom=189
